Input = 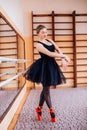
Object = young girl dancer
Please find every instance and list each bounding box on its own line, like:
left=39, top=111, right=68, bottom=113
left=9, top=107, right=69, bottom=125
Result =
left=23, top=25, right=71, bottom=122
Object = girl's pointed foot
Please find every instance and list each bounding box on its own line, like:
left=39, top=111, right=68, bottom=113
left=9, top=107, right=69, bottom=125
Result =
left=50, top=108, right=57, bottom=122
left=36, top=106, right=42, bottom=121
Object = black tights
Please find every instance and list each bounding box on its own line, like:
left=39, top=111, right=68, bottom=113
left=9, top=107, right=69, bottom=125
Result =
left=39, top=87, right=52, bottom=108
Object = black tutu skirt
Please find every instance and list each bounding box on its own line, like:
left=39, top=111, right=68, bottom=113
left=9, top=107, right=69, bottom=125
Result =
left=23, top=57, right=66, bottom=87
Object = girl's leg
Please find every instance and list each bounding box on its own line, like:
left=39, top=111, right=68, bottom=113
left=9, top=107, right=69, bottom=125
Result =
left=39, top=89, right=45, bottom=106
left=42, top=86, right=57, bottom=122
left=36, top=86, right=51, bottom=121
left=42, top=86, right=52, bottom=108
left=39, top=86, right=52, bottom=108
left=36, top=89, right=45, bottom=121
left=36, top=86, right=57, bottom=122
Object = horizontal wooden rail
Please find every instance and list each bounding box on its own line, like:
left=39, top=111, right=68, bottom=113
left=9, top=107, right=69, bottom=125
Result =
left=0, top=72, right=23, bottom=87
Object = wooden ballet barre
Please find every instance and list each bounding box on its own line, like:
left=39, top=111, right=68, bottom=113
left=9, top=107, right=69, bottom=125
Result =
left=0, top=71, right=17, bottom=77
left=0, top=57, right=31, bottom=63
left=0, top=72, right=24, bottom=87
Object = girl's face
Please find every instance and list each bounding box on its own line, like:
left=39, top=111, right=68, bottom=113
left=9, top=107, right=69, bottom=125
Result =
left=38, top=28, right=48, bottom=40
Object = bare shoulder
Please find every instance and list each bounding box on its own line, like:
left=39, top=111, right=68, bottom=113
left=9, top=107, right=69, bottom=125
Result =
left=35, top=42, right=44, bottom=52
left=35, top=42, right=43, bottom=48
left=35, top=42, right=51, bottom=55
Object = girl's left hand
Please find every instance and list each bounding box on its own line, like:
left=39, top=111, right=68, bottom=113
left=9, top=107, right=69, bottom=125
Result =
left=61, top=58, right=67, bottom=71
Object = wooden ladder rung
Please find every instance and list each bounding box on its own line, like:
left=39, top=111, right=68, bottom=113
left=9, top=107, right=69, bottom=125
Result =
left=55, top=40, right=73, bottom=42
left=76, top=40, right=87, bottom=41
left=76, top=33, right=87, bottom=35
left=0, top=48, right=17, bottom=50
left=76, top=21, right=87, bottom=23
left=33, top=22, right=52, bottom=24
left=0, top=66, right=16, bottom=69
left=55, top=29, right=73, bottom=30
left=0, top=30, right=14, bottom=32
left=55, top=34, right=73, bottom=36
left=54, top=22, right=73, bottom=24
left=0, top=41, right=17, bottom=44
left=0, top=23, right=7, bottom=25
left=0, top=35, right=16, bottom=38
left=0, top=54, right=17, bottom=56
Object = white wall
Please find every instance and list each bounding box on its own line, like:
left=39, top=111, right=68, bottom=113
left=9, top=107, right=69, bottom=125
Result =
left=0, top=0, right=87, bottom=36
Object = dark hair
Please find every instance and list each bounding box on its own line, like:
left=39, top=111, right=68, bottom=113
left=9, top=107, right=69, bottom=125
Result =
left=36, top=25, right=46, bottom=34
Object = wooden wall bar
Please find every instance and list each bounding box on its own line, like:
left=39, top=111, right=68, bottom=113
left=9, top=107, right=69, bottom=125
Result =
left=32, top=11, right=87, bottom=88
left=0, top=12, right=26, bottom=89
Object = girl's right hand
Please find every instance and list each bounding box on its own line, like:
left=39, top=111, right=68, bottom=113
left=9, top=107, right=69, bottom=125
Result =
left=64, top=55, right=71, bottom=63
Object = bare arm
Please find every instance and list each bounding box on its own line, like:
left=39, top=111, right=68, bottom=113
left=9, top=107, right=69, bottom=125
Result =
left=48, top=39, right=71, bottom=63
left=36, top=43, right=65, bottom=58
left=36, top=42, right=71, bottom=71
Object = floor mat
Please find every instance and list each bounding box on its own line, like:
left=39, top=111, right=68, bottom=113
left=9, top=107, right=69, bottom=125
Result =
left=0, top=90, right=19, bottom=118
left=15, top=88, right=87, bottom=130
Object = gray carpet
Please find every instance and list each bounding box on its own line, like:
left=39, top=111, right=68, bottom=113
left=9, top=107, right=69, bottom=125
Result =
left=0, top=90, right=19, bottom=118
left=15, top=88, right=87, bottom=130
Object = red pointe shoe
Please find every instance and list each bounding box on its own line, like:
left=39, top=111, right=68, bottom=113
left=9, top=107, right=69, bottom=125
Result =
left=50, top=108, right=57, bottom=122
left=36, top=106, right=42, bottom=121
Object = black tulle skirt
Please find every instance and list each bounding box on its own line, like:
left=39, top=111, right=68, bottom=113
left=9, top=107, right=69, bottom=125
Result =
left=23, top=58, right=66, bottom=87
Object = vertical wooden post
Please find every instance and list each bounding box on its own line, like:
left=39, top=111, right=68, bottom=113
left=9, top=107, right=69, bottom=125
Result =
left=31, top=11, right=36, bottom=88
left=16, top=35, right=19, bottom=88
left=23, top=40, right=26, bottom=70
left=52, top=11, right=55, bottom=41
left=31, top=11, right=34, bottom=62
left=72, top=11, right=77, bottom=87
